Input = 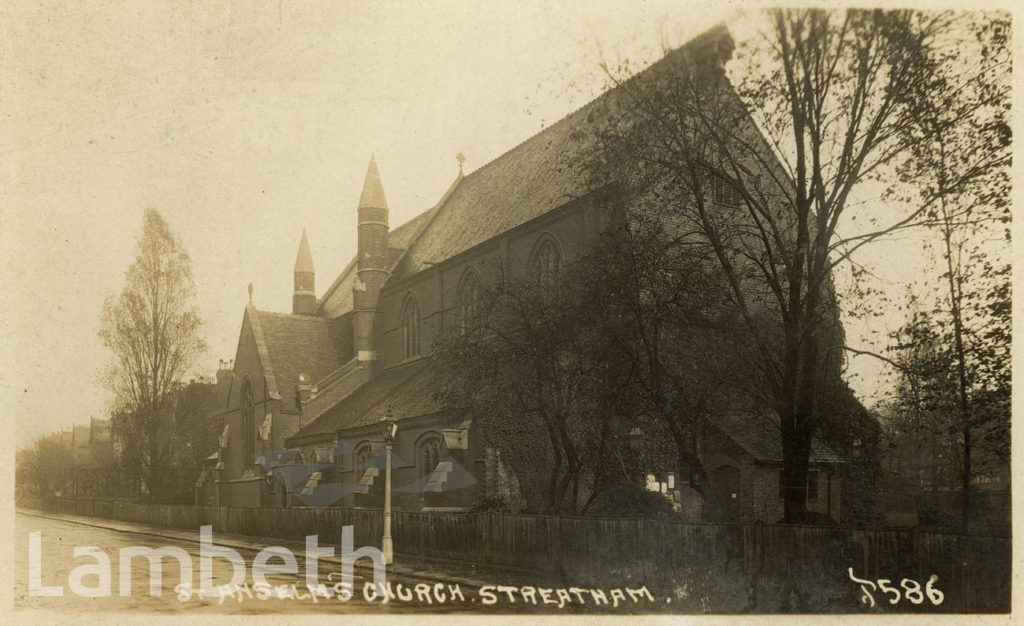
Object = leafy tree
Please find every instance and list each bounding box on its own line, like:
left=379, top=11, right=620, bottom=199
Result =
left=33, top=439, right=69, bottom=497
left=572, top=210, right=745, bottom=514
left=163, top=379, right=225, bottom=502
left=435, top=262, right=603, bottom=514
left=886, top=13, right=1010, bottom=531
left=584, top=481, right=675, bottom=519
left=884, top=269, right=1010, bottom=532
left=99, top=209, right=206, bottom=500
left=588, top=10, right=996, bottom=521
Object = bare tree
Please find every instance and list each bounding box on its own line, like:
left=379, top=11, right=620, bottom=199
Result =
left=99, top=209, right=206, bottom=500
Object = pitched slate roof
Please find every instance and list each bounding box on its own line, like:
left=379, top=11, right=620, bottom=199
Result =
left=317, top=258, right=357, bottom=318
left=390, top=115, right=591, bottom=280
left=712, top=413, right=843, bottom=464
left=289, top=358, right=439, bottom=441
left=390, top=25, right=733, bottom=280
left=247, top=305, right=349, bottom=412
left=389, top=205, right=437, bottom=252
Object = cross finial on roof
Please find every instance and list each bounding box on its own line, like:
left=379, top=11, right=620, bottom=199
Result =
left=248, top=282, right=254, bottom=303
left=456, top=152, right=466, bottom=175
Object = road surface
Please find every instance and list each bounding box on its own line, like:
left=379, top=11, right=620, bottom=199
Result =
left=14, top=511, right=490, bottom=614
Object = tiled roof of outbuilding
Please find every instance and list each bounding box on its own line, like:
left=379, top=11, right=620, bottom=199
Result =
left=712, top=413, right=844, bottom=465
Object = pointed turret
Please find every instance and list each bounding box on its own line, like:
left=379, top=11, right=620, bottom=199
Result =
left=353, top=155, right=390, bottom=366
left=292, top=229, right=316, bottom=315
left=294, top=228, right=314, bottom=273
left=358, top=154, right=389, bottom=211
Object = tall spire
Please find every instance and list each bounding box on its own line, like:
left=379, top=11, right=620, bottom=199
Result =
left=352, top=154, right=389, bottom=368
left=294, top=228, right=314, bottom=273
left=358, top=154, right=389, bottom=211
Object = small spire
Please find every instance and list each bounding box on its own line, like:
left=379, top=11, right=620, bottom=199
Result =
left=294, top=228, right=314, bottom=273
left=248, top=282, right=254, bottom=303
left=358, top=154, right=389, bottom=211
left=456, top=152, right=466, bottom=175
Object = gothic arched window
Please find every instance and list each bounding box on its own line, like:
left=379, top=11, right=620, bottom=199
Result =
left=241, top=378, right=255, bottom=468
left=401, top=295, right=421, bottom=359
left=530, top=236, right=562, bottom=288
left=418, top=435, right=441, bottom=478
left=457, top=268, right=481, bottom=334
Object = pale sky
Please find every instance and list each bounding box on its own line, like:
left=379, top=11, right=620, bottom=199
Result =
left=3, top=1, right=981, bottom=449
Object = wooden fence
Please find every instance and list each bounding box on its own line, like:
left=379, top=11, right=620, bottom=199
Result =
left=20, top=497, right=1009, bottom=612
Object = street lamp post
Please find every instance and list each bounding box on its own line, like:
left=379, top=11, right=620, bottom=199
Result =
left=380, top=407, right=398, bottom=565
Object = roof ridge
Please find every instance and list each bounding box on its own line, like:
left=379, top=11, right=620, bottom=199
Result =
left=245, top=304, right=281, bottom=399
left=378, top=354, right=435, bottom=375
left=390, top=207, right=436, bottom=235
left=316, top=257, right=358, bottom=312
left=461, top=107, right=581, bottom=182
left=386, top=174, right=462, bottom=277
left=254, top=308, right=329, bottom=322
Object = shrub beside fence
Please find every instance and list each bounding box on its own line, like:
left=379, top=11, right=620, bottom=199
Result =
left=18, top=497, right=1009, bottom=612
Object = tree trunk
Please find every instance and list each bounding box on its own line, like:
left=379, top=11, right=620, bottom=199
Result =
left=547, top=449, right=563, bottom=514
left=939, top=170, right=972, bottom=534
left=780, top=418, right=812, bottom=522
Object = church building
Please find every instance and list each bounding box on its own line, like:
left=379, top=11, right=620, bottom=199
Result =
left=198, top=25, right=849, bottom=521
